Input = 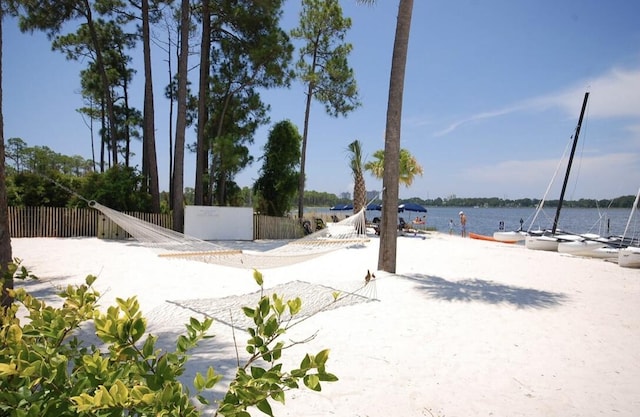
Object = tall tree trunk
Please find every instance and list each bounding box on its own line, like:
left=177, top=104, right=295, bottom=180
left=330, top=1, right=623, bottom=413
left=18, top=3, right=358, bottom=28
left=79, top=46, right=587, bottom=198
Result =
left=195, top=0, right=211, bottom=206
left=172, top=0, right=190, bottom=232
left=82, top=0, right=119, bottom=166
left=350, top=140, right=366, bottom=213
left=0, top=10, right=14, bottom=308
left=208, top=152, right=216, bottom=205
left=89, top=98, right=97, bottom=171
left=100, top=98, right=106, bottom=171
left=122, top=64, right=131, bottom=167
left=217, top=173, right=227, bottom=205
left=211, top=89, right=233, bottom=205
left=168, top=29, right=175, bottom=207
left=297, top=81, right=314, bottom=220
left=354, top=171, right=366, bottom=212
left=378, top=0, right=413, bottom=273
left=142, top=0, right=160, bottom=212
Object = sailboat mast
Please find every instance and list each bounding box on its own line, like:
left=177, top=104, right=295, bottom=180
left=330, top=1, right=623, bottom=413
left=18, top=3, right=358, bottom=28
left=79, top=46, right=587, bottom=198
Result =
left=551, top=91, right=590, bottom=234
left=621, top=187, right=640, bottom=242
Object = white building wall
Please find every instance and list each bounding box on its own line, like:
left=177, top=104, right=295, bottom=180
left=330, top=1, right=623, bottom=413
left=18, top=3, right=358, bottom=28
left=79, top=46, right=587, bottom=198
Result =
left=184, top=206, right=253, bottom=240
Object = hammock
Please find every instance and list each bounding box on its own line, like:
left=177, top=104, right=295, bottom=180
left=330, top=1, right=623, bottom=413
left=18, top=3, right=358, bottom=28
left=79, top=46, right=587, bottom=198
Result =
left=169, top=279, right=378, bottom=330
left=89, top=201, right=369, bottom=269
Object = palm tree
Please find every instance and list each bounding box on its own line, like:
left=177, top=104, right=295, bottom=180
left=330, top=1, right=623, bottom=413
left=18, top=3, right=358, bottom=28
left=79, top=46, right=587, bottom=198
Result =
left=358, top=0, right=414, bottom=272
left=365, top=148, right=423, bottom=188
left=347, top=140, right=367, bottom=214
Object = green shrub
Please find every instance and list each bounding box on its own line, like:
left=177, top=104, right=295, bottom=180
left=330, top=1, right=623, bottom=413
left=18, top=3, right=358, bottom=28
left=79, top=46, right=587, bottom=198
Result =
left=0, top=270, right=337, bottom=416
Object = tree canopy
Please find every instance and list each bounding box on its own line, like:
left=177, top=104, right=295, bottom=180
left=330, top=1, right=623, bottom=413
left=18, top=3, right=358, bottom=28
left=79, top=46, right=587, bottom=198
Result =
left=291, top=0, right=360, bottom=219
left=254, top=120, right=302, bottom=217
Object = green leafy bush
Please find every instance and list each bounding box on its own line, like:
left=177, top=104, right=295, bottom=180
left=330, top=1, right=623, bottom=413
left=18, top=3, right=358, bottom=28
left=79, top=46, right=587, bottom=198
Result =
left=0, top=270, right=337, bottom=417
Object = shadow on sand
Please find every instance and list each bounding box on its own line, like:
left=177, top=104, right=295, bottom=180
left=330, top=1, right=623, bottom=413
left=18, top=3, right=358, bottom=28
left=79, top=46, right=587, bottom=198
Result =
left=400, top=273, right=568, bottom=309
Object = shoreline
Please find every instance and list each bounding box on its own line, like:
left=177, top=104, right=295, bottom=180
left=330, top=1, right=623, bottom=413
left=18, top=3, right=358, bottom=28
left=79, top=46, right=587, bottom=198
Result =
left=10, top=235, right=640, bottom=416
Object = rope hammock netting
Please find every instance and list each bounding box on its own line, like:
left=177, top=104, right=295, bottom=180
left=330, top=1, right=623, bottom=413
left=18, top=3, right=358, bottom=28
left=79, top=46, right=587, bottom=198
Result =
left=169, top=279, right=379, bottom=331
left=89, top=201, right=370, bottom=269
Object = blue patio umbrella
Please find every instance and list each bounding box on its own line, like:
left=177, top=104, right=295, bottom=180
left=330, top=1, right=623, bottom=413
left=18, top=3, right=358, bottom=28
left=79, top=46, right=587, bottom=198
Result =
left=366, top=203, right=382, bottom=211
left=398, top=202, right=427, bottom=213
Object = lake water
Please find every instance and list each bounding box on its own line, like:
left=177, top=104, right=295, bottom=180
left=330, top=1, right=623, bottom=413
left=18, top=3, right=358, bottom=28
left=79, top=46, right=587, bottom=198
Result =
left=307, top=206, right=639, bottom=238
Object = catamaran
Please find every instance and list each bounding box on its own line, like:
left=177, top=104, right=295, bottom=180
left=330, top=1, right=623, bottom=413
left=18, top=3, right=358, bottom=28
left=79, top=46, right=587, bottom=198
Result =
left=525, top=91, right=591, bottom=251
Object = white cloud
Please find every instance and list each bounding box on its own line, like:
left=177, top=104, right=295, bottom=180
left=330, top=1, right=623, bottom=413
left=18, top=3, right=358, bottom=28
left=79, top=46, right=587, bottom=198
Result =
left=433, top=106, right=526, bottom=137
left=534, top=68, right=640, bottom=119
left=434, top=66, right=640, bottom=136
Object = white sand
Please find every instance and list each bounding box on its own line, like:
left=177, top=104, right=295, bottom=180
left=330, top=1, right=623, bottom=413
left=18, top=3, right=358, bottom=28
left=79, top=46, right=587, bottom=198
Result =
left=11, top=234, right=640, bottom=417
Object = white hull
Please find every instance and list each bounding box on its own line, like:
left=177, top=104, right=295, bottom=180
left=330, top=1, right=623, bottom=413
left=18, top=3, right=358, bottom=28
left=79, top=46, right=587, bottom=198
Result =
left=557, top=240, right=619, bottom=259
left=525, top=233, right=584, bottom=252
left=493, top=230, right=527, bottom=243
left=619, top=247, right=640, bottom=268
left=525, top=235, right=559, bottom=251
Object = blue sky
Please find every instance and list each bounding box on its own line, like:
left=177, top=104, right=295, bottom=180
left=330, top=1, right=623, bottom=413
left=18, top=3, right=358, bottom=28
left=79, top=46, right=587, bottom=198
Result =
left=4, top=0, right=640, bottom=201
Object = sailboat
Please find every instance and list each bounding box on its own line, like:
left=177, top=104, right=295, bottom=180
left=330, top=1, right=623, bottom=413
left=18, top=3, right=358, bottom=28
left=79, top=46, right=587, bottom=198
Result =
left=558, top=189, right=640, bottom=259
left=557, top=235, right=621, bottom=259
left=618, top=188, right=640, bottom=268
left=493, top=227, right=527, bottom=243
left=619, top=246, right=640, bottom=268
left=525, top=91, right=590, bottom=251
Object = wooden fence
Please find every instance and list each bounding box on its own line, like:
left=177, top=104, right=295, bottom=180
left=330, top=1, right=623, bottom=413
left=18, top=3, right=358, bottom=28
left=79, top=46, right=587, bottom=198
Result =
left=7, top=206, right=172, bottom=239
left=9, top=206, right=99, bottom=238
left=253, top=215, right=304, bottom=240
left=8, top=206, right=306, bottom=240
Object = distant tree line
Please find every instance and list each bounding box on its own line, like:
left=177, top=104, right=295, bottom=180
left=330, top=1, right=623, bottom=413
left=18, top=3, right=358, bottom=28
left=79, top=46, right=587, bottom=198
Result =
left=303, top=195, right=638, bottom=210
left=404, top=196, right=637, bottom=209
